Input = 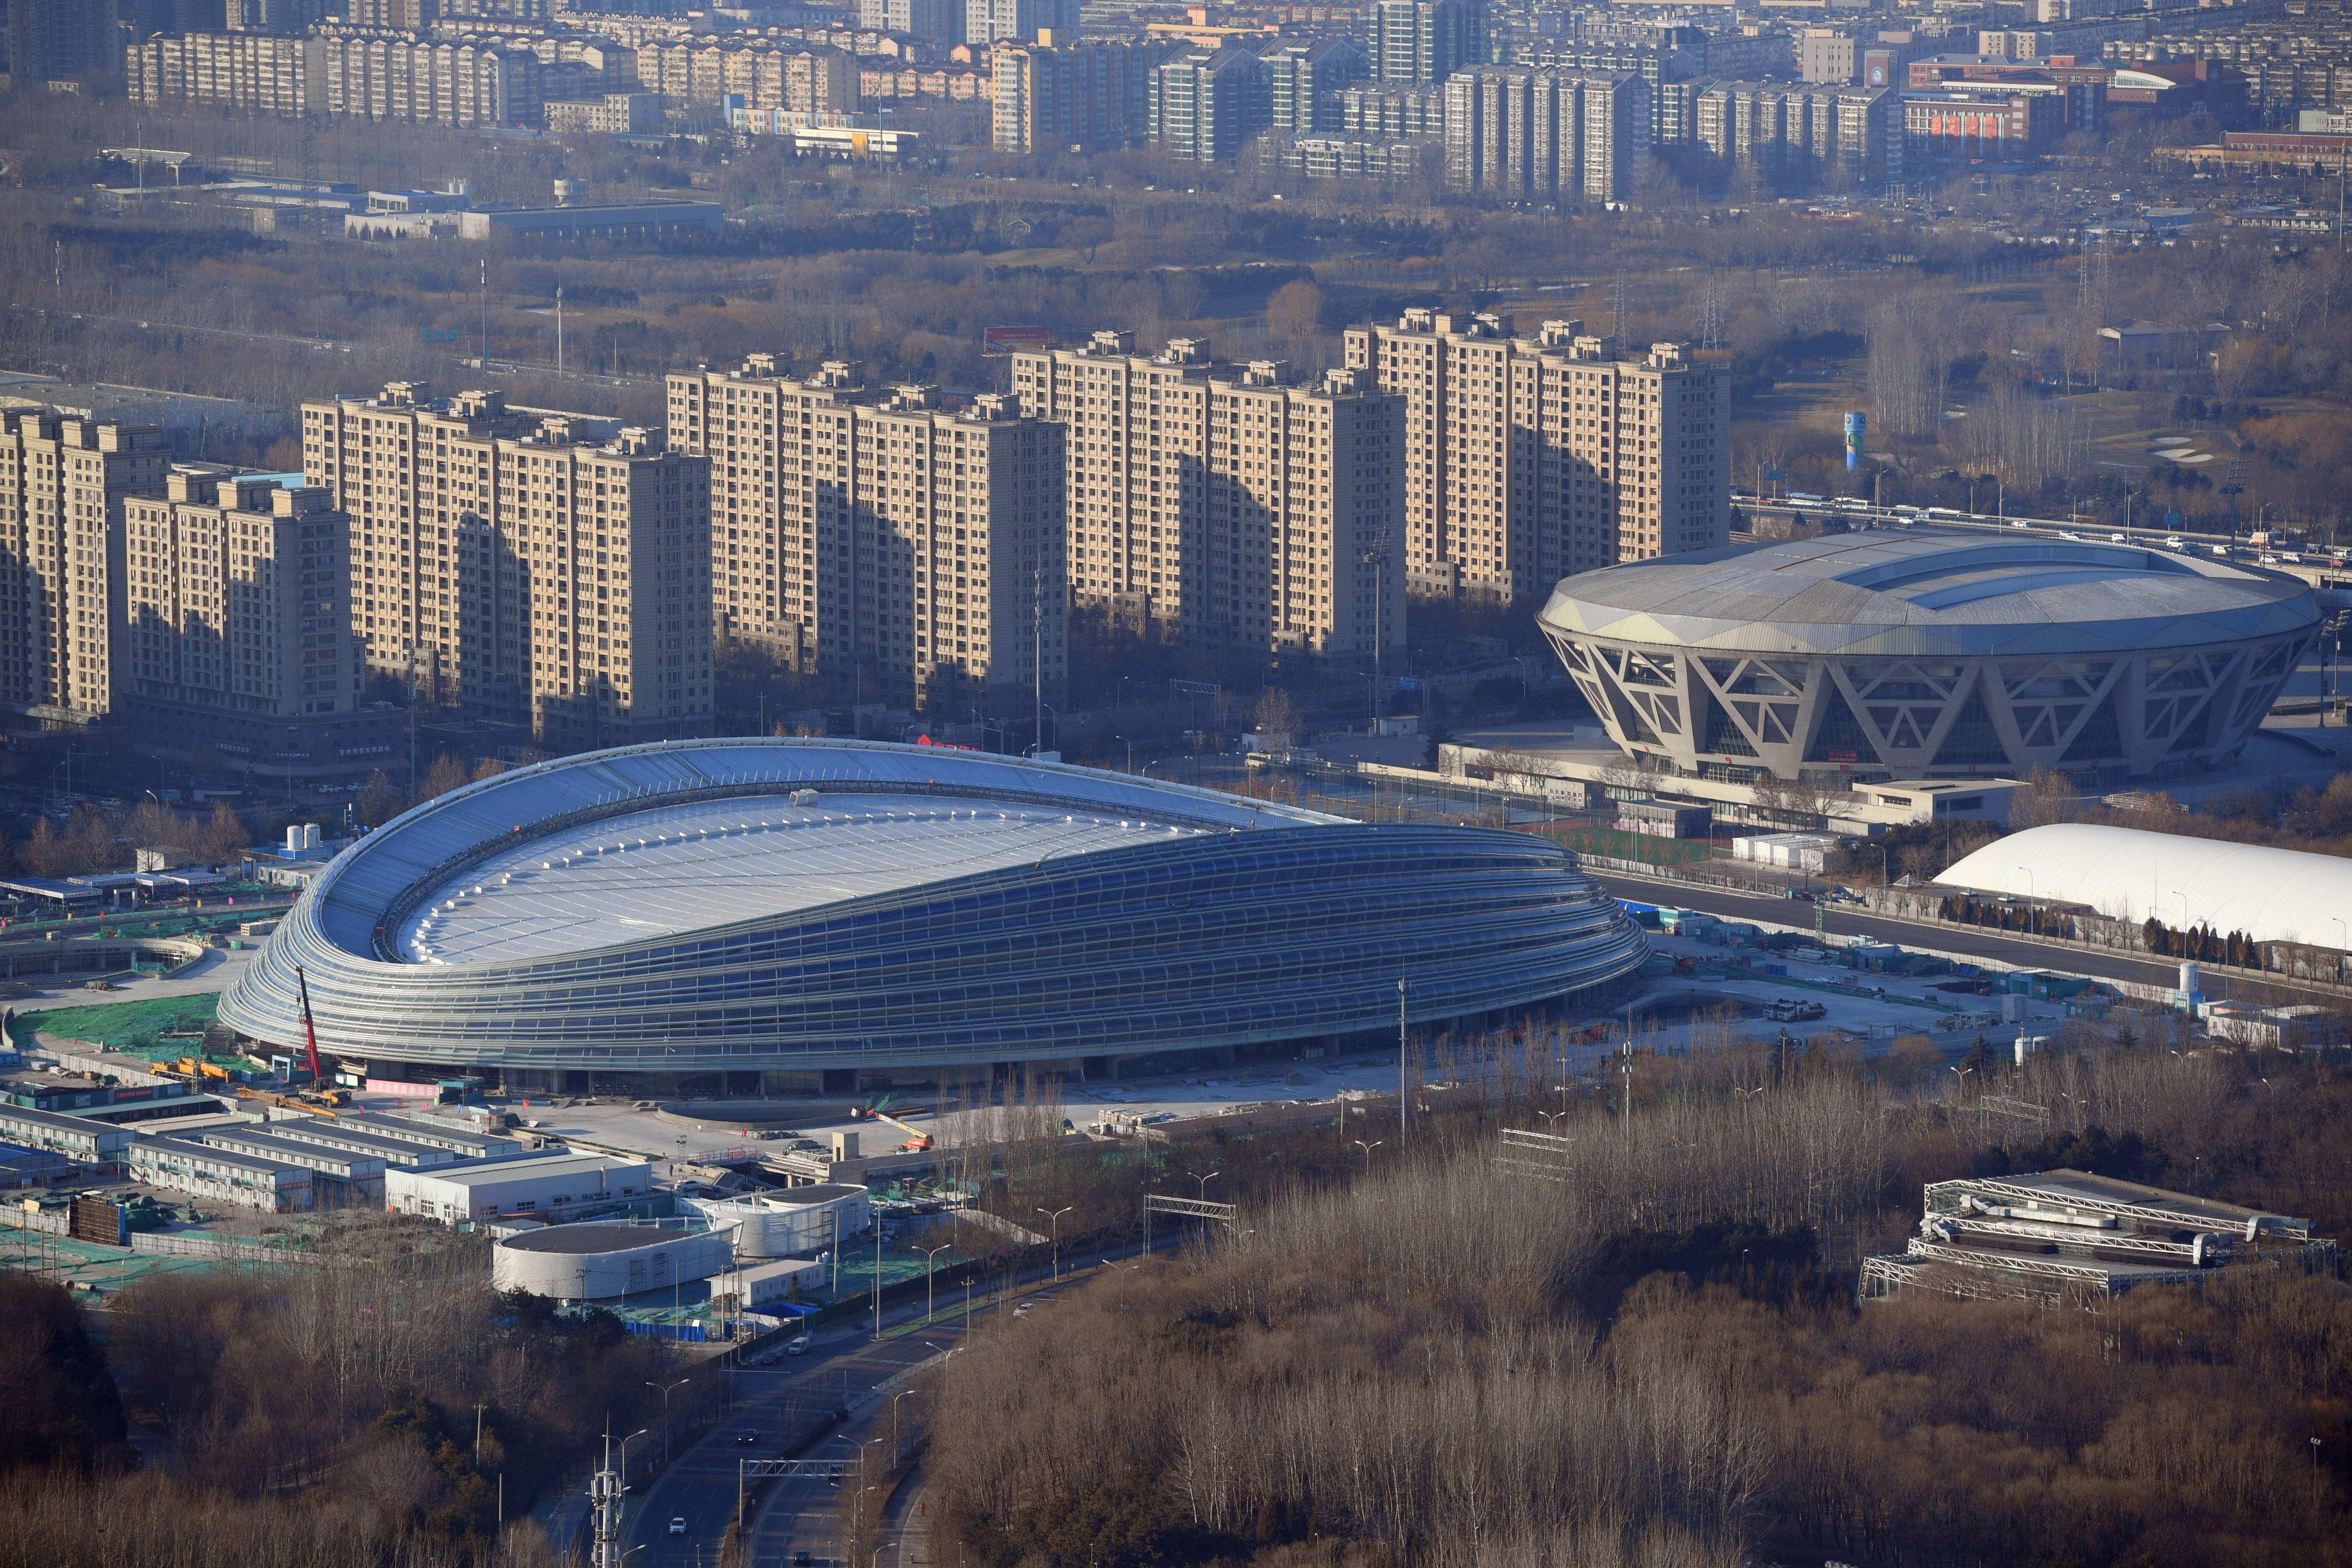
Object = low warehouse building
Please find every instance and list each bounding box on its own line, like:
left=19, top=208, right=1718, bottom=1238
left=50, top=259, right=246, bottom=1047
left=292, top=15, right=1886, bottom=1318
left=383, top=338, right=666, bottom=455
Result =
left=128, top=1136, right=313, bottom=1213
left=261, top=1119, right=460, bottom=1169
left=1862, top=1168, right=2332, bottom=1304
left=0, top=1106, right=135, bottom=1173
left=710, top=1256, right=827, bottom=1311
left=386, top=1151, right=653, bottom=1225
left=686, top=1183, right=871, bottom=1258
left=199, top=1127, right=386, bottom=1207
left=0, top=1139, right=76, bottom=1187
left=492, top=1223, right=734, bottom=1301
left=335, top=1111, right=522, bottom=1162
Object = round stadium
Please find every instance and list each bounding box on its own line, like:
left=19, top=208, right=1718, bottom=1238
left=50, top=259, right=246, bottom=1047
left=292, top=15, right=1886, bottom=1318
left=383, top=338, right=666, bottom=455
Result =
left=216, top=739, right=1646, bottom=1094
left=1536, top=531, right=2323, bottom=784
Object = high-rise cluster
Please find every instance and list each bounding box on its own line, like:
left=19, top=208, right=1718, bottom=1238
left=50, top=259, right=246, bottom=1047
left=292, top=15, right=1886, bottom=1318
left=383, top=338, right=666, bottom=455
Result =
left=1442, top=66, right=1652, bottom=204
left=0, top=307, right=1734, bottom=776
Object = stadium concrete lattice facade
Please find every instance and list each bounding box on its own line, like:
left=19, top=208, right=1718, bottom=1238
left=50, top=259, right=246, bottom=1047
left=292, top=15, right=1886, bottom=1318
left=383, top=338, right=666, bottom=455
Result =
left=1537, top=531, right=2323, bottom=783
left=216, top=740, right=1646, bottom=1090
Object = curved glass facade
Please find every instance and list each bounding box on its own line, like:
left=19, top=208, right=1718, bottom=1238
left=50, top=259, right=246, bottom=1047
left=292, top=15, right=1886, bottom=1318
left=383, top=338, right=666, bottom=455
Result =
left=218, top=739, right=1646, bottom=1074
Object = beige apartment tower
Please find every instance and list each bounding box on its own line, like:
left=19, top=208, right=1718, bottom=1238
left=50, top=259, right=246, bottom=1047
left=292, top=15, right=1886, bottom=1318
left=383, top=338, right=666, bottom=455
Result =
left=1342, top=310, right=1728, bottom=605
left=0, top=412, right=173, bottom=721
left=301, top=384, right=714, bottom=751
left=113, top=471, right=414, bottom=777
left=1007, top=331, right=1404, bottom=660
left=122, top=472, right=354, bottom=719
left=667, top=359, right=1067, bottom=718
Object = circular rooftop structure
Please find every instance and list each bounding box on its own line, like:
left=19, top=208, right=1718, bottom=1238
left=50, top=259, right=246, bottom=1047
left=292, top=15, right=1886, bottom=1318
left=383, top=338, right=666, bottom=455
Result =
left=1537, top=531, right=2322, bottom=781
left=218, top=739, right=1644, bottom=1081
left=491, top=1223, right=733, bottom=1300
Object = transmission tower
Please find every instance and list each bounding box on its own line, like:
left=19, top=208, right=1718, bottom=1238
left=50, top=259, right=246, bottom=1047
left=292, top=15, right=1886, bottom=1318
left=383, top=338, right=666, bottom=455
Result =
left=1611, top=267, right=1628, bottom=343
left=1700, top=271, right=1726, bottom=353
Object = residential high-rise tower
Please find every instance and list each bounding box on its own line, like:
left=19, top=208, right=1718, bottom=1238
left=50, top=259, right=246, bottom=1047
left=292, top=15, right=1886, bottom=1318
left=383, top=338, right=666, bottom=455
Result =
left=1342, top=311, right=1728, bottom=604
left=666, top=359, right=1068, bottom=718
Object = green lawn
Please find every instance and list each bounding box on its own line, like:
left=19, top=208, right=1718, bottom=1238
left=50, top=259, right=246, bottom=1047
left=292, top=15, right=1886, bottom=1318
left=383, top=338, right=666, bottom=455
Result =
left=1545, top=826, right=1715, bottom=866
left=9, top=993, right=226, bottom=1059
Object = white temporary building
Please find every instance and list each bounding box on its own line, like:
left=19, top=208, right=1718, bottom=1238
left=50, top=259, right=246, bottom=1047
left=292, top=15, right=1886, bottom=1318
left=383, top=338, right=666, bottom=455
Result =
left=1941, top=824, right=2352, bottom=950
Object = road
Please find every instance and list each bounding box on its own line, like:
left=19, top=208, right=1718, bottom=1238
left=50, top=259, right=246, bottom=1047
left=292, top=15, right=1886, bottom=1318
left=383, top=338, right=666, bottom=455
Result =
left=620, top=1251, right=1122, bottom=1568
left=1583, top=868, right=2337, bottom=1006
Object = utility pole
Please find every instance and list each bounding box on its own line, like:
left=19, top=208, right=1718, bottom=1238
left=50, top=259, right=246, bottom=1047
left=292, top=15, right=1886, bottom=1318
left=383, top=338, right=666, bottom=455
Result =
left=1032, top=564, right=1045, bottom=759
left=1397, top=974, right=1408, bottom=1152
left=480, top=258, right=490, bottom=373
left=406, top=643, right=421, bottom=801
left=556, top=284, right=565, bottom=376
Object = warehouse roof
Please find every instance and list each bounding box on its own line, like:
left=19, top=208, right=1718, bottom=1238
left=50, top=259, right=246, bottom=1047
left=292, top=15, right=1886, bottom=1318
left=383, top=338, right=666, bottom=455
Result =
left=1940, top=824, right=2352, bottom=948
left=396, top=1152, right=645, bottom=1188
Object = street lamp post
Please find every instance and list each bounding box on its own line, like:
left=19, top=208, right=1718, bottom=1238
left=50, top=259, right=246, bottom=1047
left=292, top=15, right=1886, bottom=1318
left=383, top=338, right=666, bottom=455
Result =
left=1397, top=975, right=1409, bottom=1152
left=645, top=1379, right=689, bottom=1467
left=1353, top=1138, right=1383, bottom=1171
left=920, top=1242, right=952, bottom=1322
left=1034, top=1205, right=1073, bottom=1282
left=618, top=1426, right=651, bottom=1487
left=892, top=1389, right=916, bottom=1464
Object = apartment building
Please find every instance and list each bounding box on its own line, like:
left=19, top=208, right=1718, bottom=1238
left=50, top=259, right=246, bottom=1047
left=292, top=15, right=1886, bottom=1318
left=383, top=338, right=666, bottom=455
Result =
left=665, top=359, right=1067, bottom=717
left=1262, top=133, right=1434, bottom=181
left=1261, top=38, right=1361, bottom=131
left=111, top=470, right=414, bottom=779
left=1007, top=332, right=1404, bottom=660
left=1695, top=79, right=1902, bottom=185
left=1204, top=363, right=1405, bottom=659
left=1150, top=44, right=1267, bottom=161
left=131, top=30, right=573, bottom=125
left=966, top=0, right=1078, bottom=47
left=1341, top=310, right=1729, bottom=605
left=1372, top=0, right=1483, bottom=84
left=1442, top=65, right=1651, bottom=203
left=1339, top=80, right=1446, bottom=135
left=0, top=413, right=173, bottom=722
left=860, top=0, right=964, bottom=42
left=632, top=39, right=857, bottom=114
left=543, top=90, right=664, bottom=133
left=5, top=0, right=124, bottom=89
left=992, top=33, right=1160, bottom=152
left=300, top=383, right=713, bottom=751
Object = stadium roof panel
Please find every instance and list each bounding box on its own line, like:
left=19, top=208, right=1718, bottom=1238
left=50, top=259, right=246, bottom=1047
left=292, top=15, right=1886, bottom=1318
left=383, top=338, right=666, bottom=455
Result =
left=1541, top=530, right=2317, bottom=658
left=310, top=738, right=1334, bottom=960
left=400, top=794, right=1228, bottom=965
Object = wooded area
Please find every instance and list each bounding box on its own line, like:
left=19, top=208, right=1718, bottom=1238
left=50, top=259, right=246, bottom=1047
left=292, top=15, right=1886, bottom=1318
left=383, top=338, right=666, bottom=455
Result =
left=0, top=1213, right=710, bottom=1568
left=928, top=1034, right=2352, bottom=1568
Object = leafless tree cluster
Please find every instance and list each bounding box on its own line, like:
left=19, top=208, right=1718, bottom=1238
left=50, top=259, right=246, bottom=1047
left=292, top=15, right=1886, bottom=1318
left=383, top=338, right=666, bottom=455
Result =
left=15, top=1212, right=709, bottom=1564
left=5, top=799, right=250, bottom=879
left=930, top=1038, right=2352, bottom=1568
left=935, top=1070, right=1070, bottom=1198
